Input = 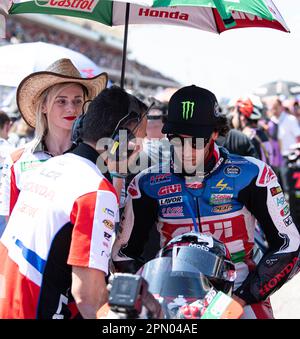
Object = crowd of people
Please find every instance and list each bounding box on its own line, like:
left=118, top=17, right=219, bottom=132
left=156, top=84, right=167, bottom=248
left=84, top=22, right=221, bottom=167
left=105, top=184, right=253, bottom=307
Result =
left=3, top=17, right=173, bottom=81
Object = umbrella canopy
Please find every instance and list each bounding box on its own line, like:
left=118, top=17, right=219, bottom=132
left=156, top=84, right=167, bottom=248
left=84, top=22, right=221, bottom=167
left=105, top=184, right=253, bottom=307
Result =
left=0, top=41, right=103, bottom=87
left=1, top=0, right=289, bottom=87
left=4, top=0, right=289, bottom=32
left=253, top=80, right=300, bottom=99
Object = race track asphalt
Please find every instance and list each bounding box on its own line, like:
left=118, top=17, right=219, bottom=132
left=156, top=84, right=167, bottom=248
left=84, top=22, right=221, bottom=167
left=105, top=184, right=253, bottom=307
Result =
left=270, top=271, right=300, bottom=319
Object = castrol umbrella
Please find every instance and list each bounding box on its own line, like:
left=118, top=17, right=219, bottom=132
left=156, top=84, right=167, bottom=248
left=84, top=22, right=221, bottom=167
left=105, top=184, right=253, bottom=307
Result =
left=1, top=0, right=289, bottom=88
left=0, top=41, right=104, bottom=87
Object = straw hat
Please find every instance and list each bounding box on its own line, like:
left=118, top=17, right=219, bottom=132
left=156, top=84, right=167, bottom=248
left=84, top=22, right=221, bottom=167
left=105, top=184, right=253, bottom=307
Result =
left=17, top=58, right=108, bottom=128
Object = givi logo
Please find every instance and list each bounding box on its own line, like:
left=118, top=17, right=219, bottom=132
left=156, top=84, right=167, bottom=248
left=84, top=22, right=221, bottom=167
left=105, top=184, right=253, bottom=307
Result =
left=158, top=184, right=182, bottom=196
left=202, top=221, right=233, bottom=239
left=35, top=0, right=98, bottom=12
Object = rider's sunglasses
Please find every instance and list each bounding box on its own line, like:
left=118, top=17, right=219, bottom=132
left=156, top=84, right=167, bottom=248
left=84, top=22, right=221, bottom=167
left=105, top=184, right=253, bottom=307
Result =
left=167, top=134, right=211, bottom=149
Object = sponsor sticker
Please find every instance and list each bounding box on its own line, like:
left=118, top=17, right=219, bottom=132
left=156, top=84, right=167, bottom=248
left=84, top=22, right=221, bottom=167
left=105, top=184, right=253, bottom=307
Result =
left=211, top=179, right=233, bottom=192
left=270, top=186, right=282, bottom=197
left=158, top=184, right=182, bottom=196
left=189, top=243, right=209, bottom=251
left=138, top=8, right=189, bottom=21
left=102, top=207, right=114, bottom=217
left=159, top=195, right=183, bottom=205
left=224, top=166, right=241, bottom=177
left=150, top=173, right=171, bottom=185
left=212, top=204, right=233, bottom=214
left=103, top=219, right=114, bottom=230
left=20, top=160, right=47, bottom=172
left=103, top=231, right=112, bottom=241
left=258, top=165, right=276, bottom=186
left=225, top=159, right=248, bottom=165
left=209, top=194, right=233, bottom=205
left=283, top=215, right=293, bottom=227
left=280, top=205, right=290, bottom=217
left=35, top=0, right=98, bottom=13
left=161, top=206, right=184, bottom=217
left=275, top=195, right=285, bottom=207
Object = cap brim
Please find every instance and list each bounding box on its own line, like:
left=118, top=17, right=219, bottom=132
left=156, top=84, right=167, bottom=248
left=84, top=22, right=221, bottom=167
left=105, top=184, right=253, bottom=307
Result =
left=162, top=121, right=214, bottom=137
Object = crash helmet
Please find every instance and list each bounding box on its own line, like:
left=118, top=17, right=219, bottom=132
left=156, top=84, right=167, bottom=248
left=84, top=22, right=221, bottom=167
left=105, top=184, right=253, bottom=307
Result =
left=235, top=95, right=263, bottom=120
left=158, top=232, right=236, bottom=294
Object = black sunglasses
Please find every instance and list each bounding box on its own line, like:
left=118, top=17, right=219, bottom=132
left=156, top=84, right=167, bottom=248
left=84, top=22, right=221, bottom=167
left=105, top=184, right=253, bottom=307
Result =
left=167, top=134, right=211, bottom=149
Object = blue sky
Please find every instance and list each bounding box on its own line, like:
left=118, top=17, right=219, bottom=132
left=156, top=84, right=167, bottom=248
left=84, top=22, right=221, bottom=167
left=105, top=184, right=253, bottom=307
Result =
left=128, top=0, right=300, bottom=99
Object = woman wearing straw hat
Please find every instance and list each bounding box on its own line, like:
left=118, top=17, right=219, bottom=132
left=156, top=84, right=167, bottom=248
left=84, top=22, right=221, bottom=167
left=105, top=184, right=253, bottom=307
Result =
left=0, top=58, right=107, bottom=225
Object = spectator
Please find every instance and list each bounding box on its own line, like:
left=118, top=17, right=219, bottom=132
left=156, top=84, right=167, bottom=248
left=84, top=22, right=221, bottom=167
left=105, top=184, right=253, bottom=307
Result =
left=8, top=118, right=34, bottom=149
left=269, top=98, right=300, bottom=191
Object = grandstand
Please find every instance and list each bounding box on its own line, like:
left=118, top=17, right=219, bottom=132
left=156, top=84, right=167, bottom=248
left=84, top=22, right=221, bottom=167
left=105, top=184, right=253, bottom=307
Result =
left=3, top=14, right=180, bottom=93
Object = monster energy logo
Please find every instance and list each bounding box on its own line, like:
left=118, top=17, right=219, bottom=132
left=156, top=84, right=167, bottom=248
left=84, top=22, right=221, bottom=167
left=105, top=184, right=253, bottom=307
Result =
left=182, top=101, right=194, bottom=120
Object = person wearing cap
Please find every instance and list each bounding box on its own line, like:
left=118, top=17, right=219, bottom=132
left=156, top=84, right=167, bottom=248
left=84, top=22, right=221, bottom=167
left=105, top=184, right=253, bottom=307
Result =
left=0, top=86, right=148, bottom=319
left=112, top=85, right=300, bottom=319
left=0, top=58, right=107, bottom=221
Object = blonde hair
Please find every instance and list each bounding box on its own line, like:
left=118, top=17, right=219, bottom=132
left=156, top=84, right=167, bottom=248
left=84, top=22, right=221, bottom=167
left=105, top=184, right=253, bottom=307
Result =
left=32, top=82, right=85, bottom=148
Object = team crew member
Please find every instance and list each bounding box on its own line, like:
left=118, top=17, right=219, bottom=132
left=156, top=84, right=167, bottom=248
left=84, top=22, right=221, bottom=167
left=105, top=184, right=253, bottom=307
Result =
left=0, top=86, right=148, bottom=319
left=0, top=58, right=107, bottom=218
left=112, top=85, right=300, bottom=319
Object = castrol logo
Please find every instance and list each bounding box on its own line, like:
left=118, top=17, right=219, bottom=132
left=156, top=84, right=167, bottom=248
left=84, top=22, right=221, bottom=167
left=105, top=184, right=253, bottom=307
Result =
left=35, top=0, right=98, bottom=13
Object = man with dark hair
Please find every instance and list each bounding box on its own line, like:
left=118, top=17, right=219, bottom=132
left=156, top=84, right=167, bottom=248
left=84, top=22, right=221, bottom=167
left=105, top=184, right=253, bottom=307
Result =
left=81, top=86, right=147, bottom=144
left=0, top=111, right=12, bottom=141
left=112, top=85, right=300, bottom=319
left=0, top=86, right=147, bottom=319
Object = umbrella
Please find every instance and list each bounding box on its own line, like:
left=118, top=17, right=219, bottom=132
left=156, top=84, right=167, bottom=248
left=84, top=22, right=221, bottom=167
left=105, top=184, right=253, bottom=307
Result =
left=253, top=80, right=300, bottom=99
left=0, top=41, right=104, bottom=87
left=1, top=0, right=289, bottom=88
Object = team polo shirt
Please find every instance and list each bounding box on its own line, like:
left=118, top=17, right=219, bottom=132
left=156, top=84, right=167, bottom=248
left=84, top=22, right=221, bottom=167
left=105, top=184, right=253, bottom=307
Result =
left=0, top=143, right=118, bottom=319
left=0, top=140, right=51, bottom=216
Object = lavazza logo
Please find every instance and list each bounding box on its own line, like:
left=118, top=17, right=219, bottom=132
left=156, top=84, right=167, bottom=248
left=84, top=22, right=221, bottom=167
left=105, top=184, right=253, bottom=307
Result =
left=35, top=0, right=98, bottom=12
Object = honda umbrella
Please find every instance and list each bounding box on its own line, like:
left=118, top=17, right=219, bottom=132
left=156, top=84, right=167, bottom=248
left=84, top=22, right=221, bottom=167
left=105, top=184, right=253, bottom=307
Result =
left=1, top=0, right=289, bottom=88
left=0, top=41, right=104, bottom=87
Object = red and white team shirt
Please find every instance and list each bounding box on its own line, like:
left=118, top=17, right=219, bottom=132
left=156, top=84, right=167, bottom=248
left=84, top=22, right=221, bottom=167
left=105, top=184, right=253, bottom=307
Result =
left=0, top=143, right=118, bottom=318
left=0, top=140, right=51, bottom=216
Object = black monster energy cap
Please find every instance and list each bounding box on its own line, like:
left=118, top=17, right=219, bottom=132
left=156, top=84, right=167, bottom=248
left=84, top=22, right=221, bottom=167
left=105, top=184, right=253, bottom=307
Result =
left=162, top=85, right=221, bottom=137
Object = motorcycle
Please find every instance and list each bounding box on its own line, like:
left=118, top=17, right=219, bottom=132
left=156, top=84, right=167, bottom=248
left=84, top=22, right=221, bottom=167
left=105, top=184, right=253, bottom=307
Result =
left=99, top=232, right=244, bottom=319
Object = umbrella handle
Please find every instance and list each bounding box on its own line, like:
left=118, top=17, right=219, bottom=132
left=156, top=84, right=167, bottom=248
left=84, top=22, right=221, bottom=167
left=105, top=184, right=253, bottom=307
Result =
left=212, top=0, right=236, bottom=29
left=120, top=2, right=130, bottom=89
